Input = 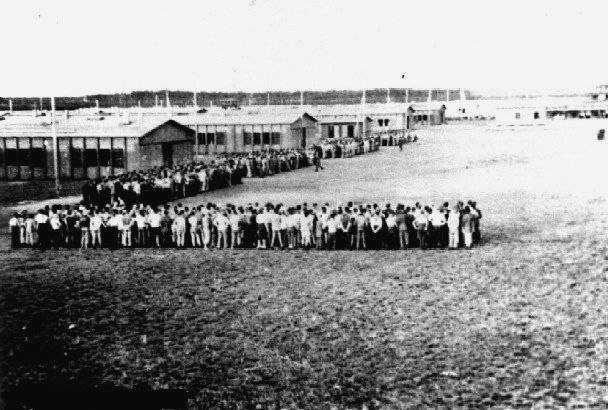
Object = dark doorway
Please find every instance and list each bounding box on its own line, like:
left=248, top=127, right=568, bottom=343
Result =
left=301, top=128, right=307, bottom=148
left=162, top=143, right=173, bottom=167
left=347, top=124, right=354, bottom=138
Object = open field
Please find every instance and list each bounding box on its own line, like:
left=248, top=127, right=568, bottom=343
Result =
left=2, top=122, right=608, bottom=408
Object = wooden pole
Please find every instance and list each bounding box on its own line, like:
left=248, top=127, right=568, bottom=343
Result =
left=51, top=97, right=60, bottom=197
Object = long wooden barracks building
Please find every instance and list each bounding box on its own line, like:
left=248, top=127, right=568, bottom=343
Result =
left=0, top=111, right=319, bottom=180
left=0, top=102, right=445, bottom=181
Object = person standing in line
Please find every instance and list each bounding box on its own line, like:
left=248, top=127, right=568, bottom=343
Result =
left=396, top=206, right=408, bottom=250
left=48, top=211, right=62, bottom=250
left=268, top=207, right=282, bottom=249
left=354, top=208, right=367, bottom=250
left=187, top=211, right=201, bottom=248
left=470, top=201, right=482, bottom=244
left=34, top=209, right=49, bottom=249
left=461, top=206, right=474, bottom=249
left=385, top=210, right=398, bottom=250
left=134, top=210, right=147, bottom=247
left=314, top=211, right=324, bottom=250
left=413, top=209, right=429, bottom=250
left=89, top=211, right=102, bottom=248
left=324, top=212, right=338, bottom=250
left=121, top=210, right=133, bottom=247
left=279, top=209, right=289, bottom=249
left=214, top=210, right=230, bottom=249
left=229, top=208, right=242, bottom=249
left=369, top=210, right=383, bottom=250
left=148, top=208, right=162, bottom=248
left=17, top=211, right=27, bottom=246
left=9, top=213, right=20, bottom=249
left=79, top=211, right=90, bottom=249
left=287, top=208, right=300, bottom=249
left=201, top=210, right=212, bottom=250
left=172, top=210, right=187, bottom=248
left=447, top=206, right=461, bottom=249
left=256, top=208, right=267, bottom=249
left=301, top=210, right=314, bottom=249
left=106, top=210, right=121, bottom=250
left=24, top=213, right=36, bottom=247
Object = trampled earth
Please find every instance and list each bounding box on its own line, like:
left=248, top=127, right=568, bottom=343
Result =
left=1, top=122, right=608, bottom=408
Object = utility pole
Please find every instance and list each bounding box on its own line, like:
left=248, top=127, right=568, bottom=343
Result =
left=51, top=97, right=60, bottom=197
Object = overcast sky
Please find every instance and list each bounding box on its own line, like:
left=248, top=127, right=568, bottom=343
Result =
left=1, top=0, right=607, bottom=97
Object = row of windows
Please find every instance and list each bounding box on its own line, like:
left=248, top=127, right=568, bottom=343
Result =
left=328, top=125, right=355, bottom=139
left=197, top=132, right=226, bottom=145
left=1, top=148, right=46, bottom=167
left=243, top=132, right=281, bottom=146
left=71, top=148, right=125, bottom=168
left=0, top=148, right=125, bottom=169
left=197, top=132, right=282, bottom=146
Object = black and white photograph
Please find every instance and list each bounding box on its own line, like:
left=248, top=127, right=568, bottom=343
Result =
left=1, top=0, right=608, bottom=408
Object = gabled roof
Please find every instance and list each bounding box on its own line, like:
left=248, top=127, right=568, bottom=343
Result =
left=140, top=119, right=195, bottom=139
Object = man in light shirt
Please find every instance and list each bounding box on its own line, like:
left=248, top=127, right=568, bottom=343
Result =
left=89, top=211, right=102, bottom=248
left=34, top=210, right=49, bottom=249
left=121, top=210, right=133, bottom=247
left=135, top=211, right=148, bottom=247
left=171, top=211, right=186, bottom=247
left=214, top=210, right=230, bottom=249
left=269, top=208, right=283, bottom=249
left=148, top=209, right=162, bottom=247
left=385, top=211, right=398, bottom=250
left=447, top=206, right=461, bottom=249
left=369, top=210, right=383, bottom=250
left=106, top=210, right=122, bottom=249
left=8, top=213, right=20, bottom=248
left=412, top=210, right=429, bottom=250
left=48, top=212, right=63, bottom=250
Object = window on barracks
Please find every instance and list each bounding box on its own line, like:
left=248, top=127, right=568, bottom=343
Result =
left=71, top=148, right=83, bottom=167
left=197, top=133, right=206, bottom=145
left=271, top=132, right=281, bottom=145
left=84, top=149, right=98, bottom=168
left=384, top=119, right=389, bottom=126
left=19, top=148, right=31, bottom=165
left=5, top=149, right=18, bottom=166
left=378, top=119, right=383, bottom=126
left=216, top=132, right=226, bottom=145
left=253, top=132, right=261, bottom=145
left=112, top=149, right=125, bottom=168
left=262, top=132, right=270, bottom=145
left=207, top=133, right=215, bottom=144
left=31, top=148, right=46, bottom=168
left=99, top=149, right=111, bottom=167
left=243, top=132, right=253, bottom=145
left=328, top=125, right=334, bottom=138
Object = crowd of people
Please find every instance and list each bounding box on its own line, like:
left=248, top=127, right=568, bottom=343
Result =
left=8, top=200, right=482, bottom=251
left=317, top=135, right=380, bottom=159
left=81, top=149, right=311, bottom=209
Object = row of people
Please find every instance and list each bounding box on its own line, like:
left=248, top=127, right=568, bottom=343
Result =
left=81, top=149, right=311, bottom=209
left=8, top=200, right=482, bottom=250
left=316, top=135, right=380, bottom=159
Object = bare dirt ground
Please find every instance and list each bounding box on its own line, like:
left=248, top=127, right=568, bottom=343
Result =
left=2, top=122, right=608, bottom=408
